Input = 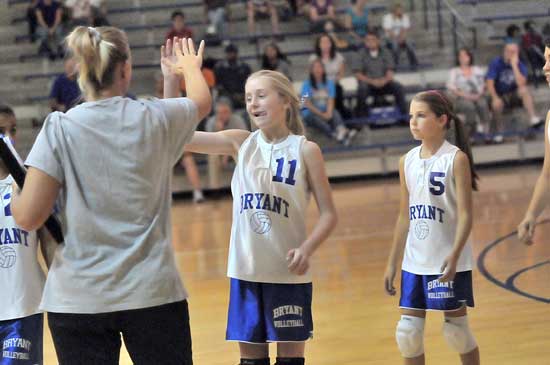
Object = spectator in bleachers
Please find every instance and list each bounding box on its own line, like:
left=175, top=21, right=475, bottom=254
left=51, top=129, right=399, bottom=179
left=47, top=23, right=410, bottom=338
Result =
left=49, top=53, right=81, bottom=112
left=214, top=43, right=252, bottom=109
left=261, top=42, right=292, bottom=80
left=309, top=33, right=350, bottom=119
left=26, top=0, right=39, bottom=43
left=343, top=0, right=369, bottom=46
left=308, top=0, right=339, bottom=33
left=154, top=72, right=205, bottom=203
left=446, top=47, right=490, bottom=139
left=91, top=0, right=109, bottom=26
left=247, top=0, right=282, bottom=41
left=165, top=10, right=193, bottom=41
left=301, top=59, right=351, bottom=144
left=382, top=2, right=418, bottom=69
left=204, top=97, right=248, bottom=188
left=65, top=0, right=93, bottom=27
left=521, top=21, right=546, bottom=77
left=505, top=23, right=522, bottom=44
left=203, top=0, right=226, bottom=38
left=35, top=0, right=64, bottom=60
left=486, top=40, right=544, bottom=143
left=353, top=29, right=407, bottom=119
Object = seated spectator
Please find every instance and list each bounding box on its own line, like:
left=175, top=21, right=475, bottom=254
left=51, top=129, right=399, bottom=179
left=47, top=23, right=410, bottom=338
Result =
left=486, top=40, right=544, bottom=142
left=301, top=59, right=351, bottom=144
left=91, top=0, right=109, bottom=26
left=308, top=0, right=340, bottom=33
left=261, top=42, right=292, bottom=80
left=203, top=0, right=226, bottom=38
left=521, top=21, right=546, bottom=76
left=205, top=97, right=248, bottom=188
left=309, top=33, right=350, bottom=118
left=165, top=10, right=193, bottom=41
left=49, top=54, right=80, bottom=112
left=446, top=48, right=490, bottom=138
left=154, top=72, right=205, bottom=203
left=65, top=0, right=93, bottom=27
left=247, top=0, right=282, bottom=41
left=35, top=0, right=64, bottom=60
left=26, top=0, right=39, bottom=43
left=344, top=0, right=369, bottom=46
left=382, top=2, right=418, bottom=69
left=505, top=23, right=522, bottom=44
left=353, top=29, right=407, bottom=119
left=214, top=43, right=252, bottom=109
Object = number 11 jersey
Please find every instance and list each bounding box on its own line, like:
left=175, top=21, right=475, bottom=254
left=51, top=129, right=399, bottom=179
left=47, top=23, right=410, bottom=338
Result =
left=402, top=140, right=474, bottom=275
left=228, top=130, right=312, bottom=284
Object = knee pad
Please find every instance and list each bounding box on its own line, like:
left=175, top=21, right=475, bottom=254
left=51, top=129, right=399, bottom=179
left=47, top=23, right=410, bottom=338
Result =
left=443, top=316, right=478, bottom=354
left=241, top=358, right=270, bottom=365
left=395, top=315, right=425, bottom=358
left=275, top=357, right=305, bottom=365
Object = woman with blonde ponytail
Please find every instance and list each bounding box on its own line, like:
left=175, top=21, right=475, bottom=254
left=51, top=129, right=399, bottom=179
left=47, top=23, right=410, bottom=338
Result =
left=184, top=70, right=338, bottom=365
left=11, top=28, right=211, bottom=365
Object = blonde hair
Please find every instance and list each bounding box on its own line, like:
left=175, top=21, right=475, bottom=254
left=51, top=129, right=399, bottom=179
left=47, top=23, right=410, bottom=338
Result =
left=66, top=26, right=130, bottom=99
left=246, top=70, right=305, bottom=135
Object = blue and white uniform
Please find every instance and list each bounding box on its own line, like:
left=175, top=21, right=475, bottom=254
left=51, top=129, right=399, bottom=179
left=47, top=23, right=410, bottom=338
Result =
left=400, top=141, right=474, bottom=311
left=0, top=177, right=44, bottom=365
left=226, top=130, right=313, bottom=343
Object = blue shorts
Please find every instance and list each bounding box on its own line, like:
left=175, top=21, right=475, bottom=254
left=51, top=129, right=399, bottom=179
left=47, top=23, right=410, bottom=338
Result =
left=399, top=270, right=474, bottom=311
left=0, top=313, right=43, bottom=365
left=226, top=278, right=313, bottom=343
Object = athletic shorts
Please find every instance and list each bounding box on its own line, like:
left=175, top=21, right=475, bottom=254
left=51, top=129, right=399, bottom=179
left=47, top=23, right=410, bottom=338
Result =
left=0, top=313, right=43, bottom=365
left=399, top=270, right=474, bottom=311
left=226, top=278, right=313, bottom=343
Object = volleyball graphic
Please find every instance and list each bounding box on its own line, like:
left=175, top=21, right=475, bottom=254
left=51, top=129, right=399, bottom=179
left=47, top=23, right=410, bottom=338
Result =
left=414, top=221, right=430, bottom=240
left=0, top=246, right=16, bottom=269
left=250, top=211, right=272, bottom=234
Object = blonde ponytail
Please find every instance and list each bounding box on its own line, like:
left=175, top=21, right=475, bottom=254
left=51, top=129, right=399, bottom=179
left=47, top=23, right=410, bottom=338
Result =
left=66, top=26, right=130, bottom=99
left=247, top=70, right=305, bottom=135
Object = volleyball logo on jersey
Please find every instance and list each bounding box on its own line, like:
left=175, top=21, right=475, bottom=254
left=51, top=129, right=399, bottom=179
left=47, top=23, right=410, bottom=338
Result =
left=410, top=172, right=447, bottom=240
left=0, top=192, right=31, bottom=268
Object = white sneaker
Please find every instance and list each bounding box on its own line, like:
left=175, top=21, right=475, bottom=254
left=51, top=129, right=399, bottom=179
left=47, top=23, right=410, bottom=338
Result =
left=530, top=116, right=544, bottom=128
left=336, top=126, right=348, bottom=142
left=344, top=129, right=358, bottom=146
left=493, top=134, right=504, bottom=144
left=193, top=190, right=205, bottom=203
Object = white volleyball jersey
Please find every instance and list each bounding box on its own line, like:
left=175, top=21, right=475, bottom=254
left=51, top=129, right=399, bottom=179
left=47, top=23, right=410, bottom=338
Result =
left=402, top=141, right=474, bottom=275
left=228, top=130, right=312, bottom=284
left=0, top=176, right=44, bottom=321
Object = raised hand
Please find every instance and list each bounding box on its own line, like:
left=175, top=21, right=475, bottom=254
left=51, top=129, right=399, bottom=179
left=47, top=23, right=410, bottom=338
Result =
left=160, top=37, right=179, bottom=79
left=162, top=38, right=205, bottom=77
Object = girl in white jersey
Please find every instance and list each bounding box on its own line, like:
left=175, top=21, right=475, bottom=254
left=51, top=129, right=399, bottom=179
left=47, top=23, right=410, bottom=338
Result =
left=0, top=104, right=55, bottom=365
left=518, top=39, right=550, bottom=244
left=176, top=69, right=338, bottom=365
left=384, top=91, right=481, bottom=365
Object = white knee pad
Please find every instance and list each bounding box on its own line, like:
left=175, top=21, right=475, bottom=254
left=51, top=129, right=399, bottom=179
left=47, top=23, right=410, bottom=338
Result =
left=443, top=316, right=478, bottom=354
left=395, top=315, right=425, bottom=358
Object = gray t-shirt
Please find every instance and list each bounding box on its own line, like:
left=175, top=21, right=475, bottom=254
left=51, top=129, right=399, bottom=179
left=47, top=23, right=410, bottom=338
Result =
left=26, top=96, right=198, bottom=313
left=353, top=48, right=395, bottom=79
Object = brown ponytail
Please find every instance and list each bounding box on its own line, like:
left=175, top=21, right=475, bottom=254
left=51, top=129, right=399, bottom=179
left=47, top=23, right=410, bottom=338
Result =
left=413, top=91, right=479, bottom=190
left=66, top=26, right=130, bottom=100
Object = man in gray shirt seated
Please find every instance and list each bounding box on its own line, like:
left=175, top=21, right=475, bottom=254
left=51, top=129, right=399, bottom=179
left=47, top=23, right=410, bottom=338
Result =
left=206, top=97, right=248, bottom=188
left=353, top=29, right=407, bottom=119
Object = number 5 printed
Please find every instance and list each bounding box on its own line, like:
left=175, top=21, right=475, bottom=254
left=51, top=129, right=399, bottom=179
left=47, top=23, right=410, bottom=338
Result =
left=429, top=172, right=445, bottom=196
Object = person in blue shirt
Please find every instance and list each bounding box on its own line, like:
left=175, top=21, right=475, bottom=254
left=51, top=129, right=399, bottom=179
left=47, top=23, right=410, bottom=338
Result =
left=301, top=59, right=351, bottom=144
left=49, top=54, right=81, bottom=112
left=486, top=41, right=543, bottom=142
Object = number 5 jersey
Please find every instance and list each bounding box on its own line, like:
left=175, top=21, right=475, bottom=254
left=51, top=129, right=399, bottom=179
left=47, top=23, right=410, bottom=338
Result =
left=228, top=130, right=312, bottom=284
left=402, top=140, right=474, bottom=275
